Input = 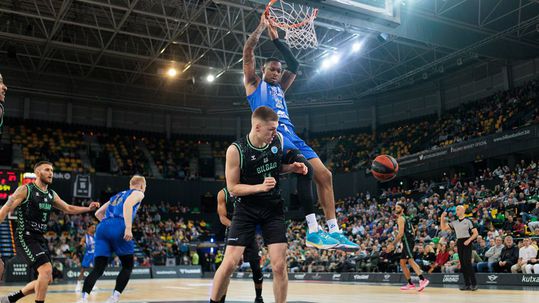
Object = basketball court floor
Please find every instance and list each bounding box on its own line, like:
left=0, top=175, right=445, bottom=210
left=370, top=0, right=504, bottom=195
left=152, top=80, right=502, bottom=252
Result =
left=0, top=278, right=536, bottom=303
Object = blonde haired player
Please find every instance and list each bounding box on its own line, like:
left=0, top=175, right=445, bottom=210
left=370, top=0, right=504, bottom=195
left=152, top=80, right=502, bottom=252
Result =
left=79, top=175, right=146, bottom=303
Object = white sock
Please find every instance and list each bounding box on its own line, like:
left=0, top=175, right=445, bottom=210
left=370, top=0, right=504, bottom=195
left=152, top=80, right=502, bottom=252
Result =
left=327, top=219, right=340, bottom=233
left=305, top=213, right=318, bottom=233
left=82, top=292, right=89, bottom=299
left=113, top=290, right=121, bottom=299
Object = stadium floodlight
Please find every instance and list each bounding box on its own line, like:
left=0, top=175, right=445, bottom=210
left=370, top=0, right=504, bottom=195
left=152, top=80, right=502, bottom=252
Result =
left=166, top=68, right=177, bottom=77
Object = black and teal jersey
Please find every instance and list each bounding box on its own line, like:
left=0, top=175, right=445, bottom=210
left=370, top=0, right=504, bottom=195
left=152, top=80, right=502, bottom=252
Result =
left=403, top=215, right=415, bottom=239
left=231, top=134, right=283, bottom=201
left=16, top=183, right=55, bottom=235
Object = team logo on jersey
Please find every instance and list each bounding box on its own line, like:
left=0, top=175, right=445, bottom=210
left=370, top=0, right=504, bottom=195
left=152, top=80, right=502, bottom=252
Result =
left=271, top=146, right=278, bottom=154
left=263, top=157, right=269, bottom=163
left=251, top=155, right=256, bottom=161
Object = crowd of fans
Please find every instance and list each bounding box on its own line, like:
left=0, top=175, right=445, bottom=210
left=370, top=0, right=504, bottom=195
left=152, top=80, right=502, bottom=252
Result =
left=277, top=159, right=539, bottom=273
left=10, top=156, right=539, bottom=279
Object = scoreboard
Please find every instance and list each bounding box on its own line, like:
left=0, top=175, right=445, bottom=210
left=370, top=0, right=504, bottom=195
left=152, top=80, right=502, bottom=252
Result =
left=0, top=170, right=19, bottom=203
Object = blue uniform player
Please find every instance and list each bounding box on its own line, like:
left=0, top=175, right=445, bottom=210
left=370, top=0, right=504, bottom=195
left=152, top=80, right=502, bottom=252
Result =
left=79, top=176, right=146, bottom=303
left=76, top=224, right=96, bottom=292
left=242, top=14, right=358, bottom=251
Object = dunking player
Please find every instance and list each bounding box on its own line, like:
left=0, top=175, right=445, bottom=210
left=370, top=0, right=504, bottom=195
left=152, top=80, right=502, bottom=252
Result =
left=0, top=161, right=100, bottom=303
left=388, top=203, right=429, bottom=292
left=217, top=188, right=264, bottom=303
left=79, top=175, right=146, bottom=303
left=75, top=224, right=96, bottom=292
left=243, top=14, right=358, bottom=250
left=0, top=73, right=7, bottom=279
left=210, top=106, right=308, bottom=303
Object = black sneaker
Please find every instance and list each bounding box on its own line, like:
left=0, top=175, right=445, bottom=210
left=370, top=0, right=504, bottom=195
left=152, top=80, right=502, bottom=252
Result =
left=470, top=285, right=478, bottom=291
left=254, top=296, right=264, bottom=303
left=459, top=286, right=471, bottom=291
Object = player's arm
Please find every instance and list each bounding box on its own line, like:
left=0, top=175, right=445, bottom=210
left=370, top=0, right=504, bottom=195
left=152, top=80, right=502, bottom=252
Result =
left=123, top=191, right=145, bottom=241
left=0, top=185, right=28, bottom=223
left=243, top=14, right=268, bottom=95
left=440, top=211, right=451, bottom=231
left=267, top=24, right=298, bottom=92
left=226, top=145, right=275, bottom=196
left=217, top=190, right=231, bottom=227
left=95, top=201, right=110, bottom=221
left=53, top=194, right=100, bottom=215
left=281, top=162, right=308, bottom=175
left=392, top=216, right=405, bottom=247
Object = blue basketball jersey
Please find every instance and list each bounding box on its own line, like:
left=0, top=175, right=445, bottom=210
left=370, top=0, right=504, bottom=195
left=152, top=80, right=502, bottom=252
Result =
left=104, top=189, right=141, bottom=221
left=85, top=233, right=95, bottom=254
left=247, top=80, right=294, bottom=131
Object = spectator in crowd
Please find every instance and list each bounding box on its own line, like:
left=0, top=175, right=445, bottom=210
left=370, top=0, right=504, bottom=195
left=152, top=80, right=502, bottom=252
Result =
left=511, top=238, right=538, bottom=273
left=443, top=247, right=460, bottom=273
left=493, top=236, right=519, bottom=273
left=429, top=243, right=449, bottom=273
left=477, top=237, right=504, bottom=273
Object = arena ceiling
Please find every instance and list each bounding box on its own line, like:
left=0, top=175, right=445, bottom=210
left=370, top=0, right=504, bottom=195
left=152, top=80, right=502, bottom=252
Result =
left=0, top=0, right=538, bottom=113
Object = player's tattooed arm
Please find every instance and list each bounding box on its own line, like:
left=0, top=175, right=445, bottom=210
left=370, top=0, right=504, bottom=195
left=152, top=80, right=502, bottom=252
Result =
left=243, top=14, right=268, bottom=92
left=0, top=185, right=28, bottom=222
left=52, top=193, right=100, bottom=215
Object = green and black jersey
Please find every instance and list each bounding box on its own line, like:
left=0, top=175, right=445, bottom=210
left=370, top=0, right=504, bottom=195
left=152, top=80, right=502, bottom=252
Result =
left=403, top=215, right=415, bottom=239
left=16, top=183, right=55, bottom=236
left=231, top=134, right=283, bottom=202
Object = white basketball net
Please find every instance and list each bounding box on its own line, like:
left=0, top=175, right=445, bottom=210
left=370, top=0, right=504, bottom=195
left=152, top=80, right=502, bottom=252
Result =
left=266, top=0, right=318, bottom=49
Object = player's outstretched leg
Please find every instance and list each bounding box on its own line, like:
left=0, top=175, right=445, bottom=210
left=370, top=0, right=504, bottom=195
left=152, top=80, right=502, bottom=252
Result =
left=408, top=259, right=429, bottom=292
left=399, top=259, right=415, bottom=290
left=285, top=150, right=338, bottom=249
left=0, top=280, right=36, bottom=302
left=105, top=255, right=134, bottom=303
left=79, top=257, right=108, bottom=303
left=210, top=246, right=245, bottom=303
left=309, top=158, right=359, bottom=251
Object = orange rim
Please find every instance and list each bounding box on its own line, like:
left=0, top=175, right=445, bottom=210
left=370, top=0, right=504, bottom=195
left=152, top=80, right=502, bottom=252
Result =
left=264, top=0, right=318, bottom=29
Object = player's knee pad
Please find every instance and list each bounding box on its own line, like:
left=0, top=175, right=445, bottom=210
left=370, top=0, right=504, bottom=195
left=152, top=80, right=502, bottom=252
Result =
left=119, top=255, right=134, bottom=271
left=285, top=149, right=314, bottom=179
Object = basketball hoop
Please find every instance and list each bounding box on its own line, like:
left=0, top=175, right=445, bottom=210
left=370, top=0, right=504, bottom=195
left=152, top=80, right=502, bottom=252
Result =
left=265, top=0, right=319, bottom=49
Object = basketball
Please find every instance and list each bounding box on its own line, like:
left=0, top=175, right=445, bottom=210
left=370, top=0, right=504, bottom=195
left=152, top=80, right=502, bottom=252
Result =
left=371, top=154, right=399, bottom=182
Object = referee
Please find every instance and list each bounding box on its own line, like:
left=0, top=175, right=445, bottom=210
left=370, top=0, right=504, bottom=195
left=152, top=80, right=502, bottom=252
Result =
left=440, top=205, right=478, bottom=291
